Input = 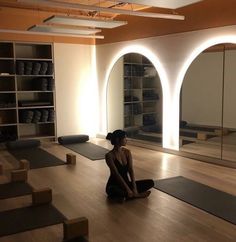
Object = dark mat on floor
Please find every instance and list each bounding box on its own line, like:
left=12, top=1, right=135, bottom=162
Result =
left=185, top=125, right=216, bottom=132
left=0, top=203, right=66, bottom=237
left=63, top=142, right=109, bottom=160
left=9, top=147, right=65, bottom=169
left=130, top=134, right=162, bottom=143
left=154, top=176, right=236, bottom=225
left=0, top=182, right=32, bottom=200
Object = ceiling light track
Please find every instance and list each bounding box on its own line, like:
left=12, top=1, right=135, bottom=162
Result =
left=18, top=0, right=185, bottom=20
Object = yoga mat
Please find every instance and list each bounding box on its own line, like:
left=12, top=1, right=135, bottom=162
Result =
left=184, top=125, right=216, bottom=132
left=63, top=142, right=109, bottom=160
left=0, top=182, right=32, bottom=200
left=9, top=147, right=65, bottom=169
left=154, top=176, right=236, bottom=224
left=0, top=203, right=66, bottom=237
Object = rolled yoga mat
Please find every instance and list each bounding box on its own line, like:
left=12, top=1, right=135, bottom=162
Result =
left=154, top=176, right=236, bottom=225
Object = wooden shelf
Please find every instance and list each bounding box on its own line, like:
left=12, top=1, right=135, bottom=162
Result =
left=0, top=41, right=56, bottom=142
left=123, top=53, right=161, bottom=131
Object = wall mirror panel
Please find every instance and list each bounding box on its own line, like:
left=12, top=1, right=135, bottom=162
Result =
left=180, top=43, right=236, bottom=163
left=107, top=53, right=162, bottom=144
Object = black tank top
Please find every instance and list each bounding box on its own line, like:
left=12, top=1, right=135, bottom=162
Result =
left=106, top=159, right=130, bottom=187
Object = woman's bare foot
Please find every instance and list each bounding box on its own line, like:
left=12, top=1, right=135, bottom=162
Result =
left=134, top=190, right=151, bottom=199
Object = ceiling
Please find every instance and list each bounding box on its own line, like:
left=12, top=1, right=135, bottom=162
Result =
left=0, top=0, right=236, bottom=45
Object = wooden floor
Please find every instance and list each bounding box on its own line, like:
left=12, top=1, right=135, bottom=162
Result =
left=0, top=138, right=236, bottom=242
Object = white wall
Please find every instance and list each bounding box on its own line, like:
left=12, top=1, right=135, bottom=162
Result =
left=96, top=25, right=236, bottom=150
left=107, top=57, right=124, bottom=132
left=54, top=43, right=98, bottom=138
left=182, top=49, right=236, bottom=129
left=224, top=50, right=236, bottom=129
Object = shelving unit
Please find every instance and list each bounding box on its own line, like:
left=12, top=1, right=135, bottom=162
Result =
left=123, top=53, right=162, bottom=134
left=0, top=41, right=56, bottom=142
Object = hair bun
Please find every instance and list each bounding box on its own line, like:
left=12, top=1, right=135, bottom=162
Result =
left=106, top=132, right=113, bottom=140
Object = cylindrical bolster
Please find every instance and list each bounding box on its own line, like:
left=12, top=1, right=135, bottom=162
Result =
left=58, top=135, right=89, bottom=145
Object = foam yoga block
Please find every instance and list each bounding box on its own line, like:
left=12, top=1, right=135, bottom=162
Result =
left=6, top=139, right=41, bottom=150
left=58, top=135, right=89, bottom=145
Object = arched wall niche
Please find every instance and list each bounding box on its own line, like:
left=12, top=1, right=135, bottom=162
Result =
left=104, top=45, right=167, bottom=146
left=96, top=26, right=236, bottom=153
left=178, top=38, right=236, bottom=163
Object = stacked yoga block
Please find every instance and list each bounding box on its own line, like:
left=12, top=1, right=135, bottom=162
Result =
left=34, top=77, right=55, bottom=91
left=20, top=109, right=54, bottom=123
left=16, top=61, right=54, bottom=76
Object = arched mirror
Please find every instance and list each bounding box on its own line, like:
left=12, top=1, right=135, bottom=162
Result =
left=107, top=53, right=163, bottom=145
left=180, top=43, right=236, bottom=163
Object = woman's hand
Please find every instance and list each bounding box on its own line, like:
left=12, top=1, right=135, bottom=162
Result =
left=127, top=189, right=134, bottom=198
left=132, top=187, right=138, bottom=196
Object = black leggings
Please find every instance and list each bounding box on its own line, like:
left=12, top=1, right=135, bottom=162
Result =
left=106, top=179, right=154, bottom=198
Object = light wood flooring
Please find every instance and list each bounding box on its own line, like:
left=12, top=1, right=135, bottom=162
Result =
left=181, top=132, right=236, bottom=161
left=0, top=138, right=236, bottom=242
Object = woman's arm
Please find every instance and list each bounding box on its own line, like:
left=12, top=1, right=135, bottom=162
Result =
left=105, top=153, right=133, bottom=197
left=125, top=149, right=138, bottom=194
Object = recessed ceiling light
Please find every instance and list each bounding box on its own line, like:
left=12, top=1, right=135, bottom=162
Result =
left=28, top=24, right=101, bottom=35
left=44, top=16, right=127, bottom=29
left=0, top=28, right=104, bottom=39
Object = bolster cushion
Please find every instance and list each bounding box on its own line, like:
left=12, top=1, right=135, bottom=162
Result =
left=58, top=135, right=89, bottom=145
left=6, top=139, right=41, bottom=150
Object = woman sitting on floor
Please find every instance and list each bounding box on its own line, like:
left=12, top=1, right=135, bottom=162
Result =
left=105, top=129, right=154, bottom=202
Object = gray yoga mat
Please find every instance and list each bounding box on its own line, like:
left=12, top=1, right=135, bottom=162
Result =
left=0, top=182, right=32, bottom=200
left=9, top=147, right=65, bottom=169
left=0, top=203, right=66, bottom=237
left=154, top=176, right=236, bottom=224
left=63, top=142, right=109, bottom=160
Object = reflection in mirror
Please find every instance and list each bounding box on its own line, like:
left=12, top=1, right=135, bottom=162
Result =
left=180, top=43, right=236, bottom=163
left=107, top=53, right=162, bottom=145
left=180, top=44, right=224, bottom=159
left=222, top=44, right=236, bottom=162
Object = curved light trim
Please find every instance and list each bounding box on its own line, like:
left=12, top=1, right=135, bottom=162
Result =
left=103, top=45, right=169, bottom=147
left=173, top=35, right=236, bottom=150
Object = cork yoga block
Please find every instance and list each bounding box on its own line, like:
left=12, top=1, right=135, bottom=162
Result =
left=11, top=169, right=28, bottom=182
left=63, top=217, right=89, bottom=241
left=32, top=188, right=52, bottom=205
left=66, top=153, right=76, bottom=165
left=19, top=159, right=30, bottom=170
